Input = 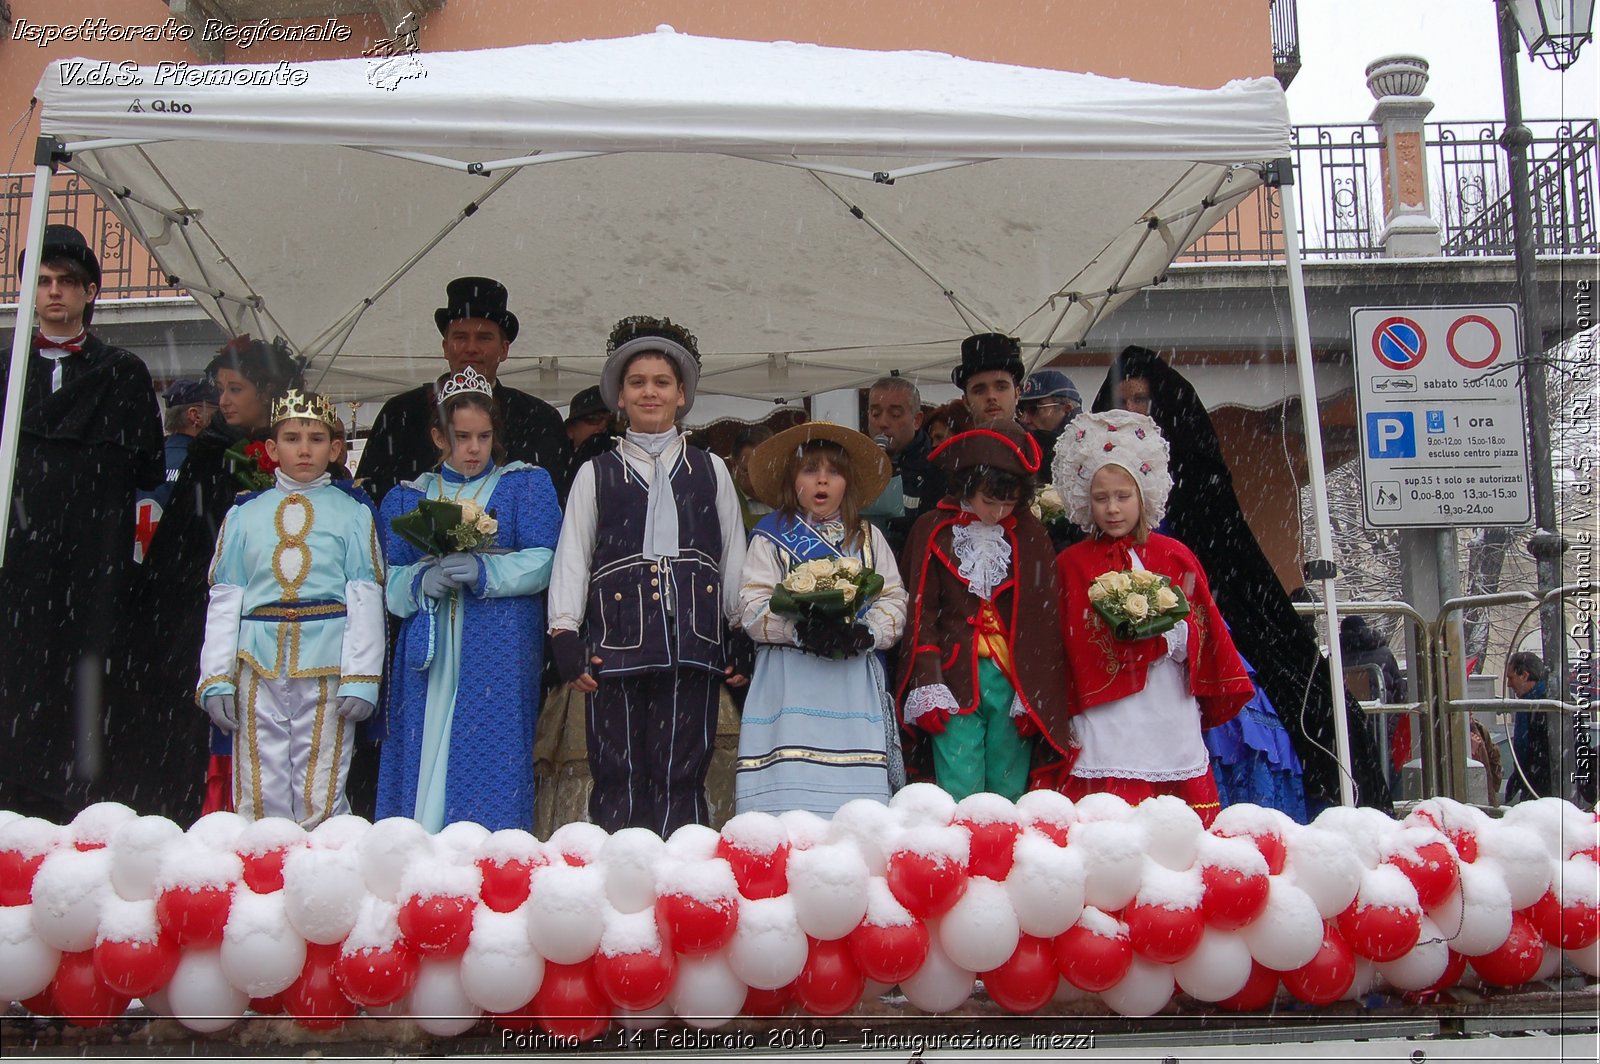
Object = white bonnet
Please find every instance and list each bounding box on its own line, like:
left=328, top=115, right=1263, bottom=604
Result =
left=1051, top=409, right=1173, bottom=533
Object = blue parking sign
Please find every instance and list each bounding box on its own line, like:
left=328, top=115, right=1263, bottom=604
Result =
left=1426, top=409, right=1446, bottom=433
left=1366, top=412, right=1416, bottom=459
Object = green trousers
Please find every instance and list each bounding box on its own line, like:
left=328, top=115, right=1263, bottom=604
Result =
left=931, top=659, right=1030, bottom=801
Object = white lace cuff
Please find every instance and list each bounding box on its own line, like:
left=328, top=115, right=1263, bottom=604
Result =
left=1009, top=692, right=1027, bottom=719
left=905, top=683, right=961, bottom=726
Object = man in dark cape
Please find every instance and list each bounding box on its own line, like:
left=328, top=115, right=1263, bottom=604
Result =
left=355, top=277, right=570, bottom=506
left=1, top=226, right=164, bottom=819
left=1094, top=346, right=1392, bottom=813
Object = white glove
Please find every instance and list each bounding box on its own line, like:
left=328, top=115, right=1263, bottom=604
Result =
left=336, top=695, right=376, bottom=722
left=420, top=563, right=456, bottom=599
left=438, top=553, right=480, bottom=589
left=1163, top=619, right=1190, bottom=663
left=203, top=693, right=237, bottom=734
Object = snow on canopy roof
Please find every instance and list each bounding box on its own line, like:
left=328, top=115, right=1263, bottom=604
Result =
left=31, top=30, right=1290, bottom=405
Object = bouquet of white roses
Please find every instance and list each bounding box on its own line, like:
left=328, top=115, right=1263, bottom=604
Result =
left=769, top=556, right=884, bottom=622
left=1087, top=568, right=1190, bottom=640
left=1029, top=484, right=1072, bottom=538
left=390, top=498, right=499, bottom=556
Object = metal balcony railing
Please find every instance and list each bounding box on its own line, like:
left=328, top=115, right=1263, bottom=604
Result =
left=1270, top=0, right=1301, bottom=90
left=2, top=119, right=1596, bottom=302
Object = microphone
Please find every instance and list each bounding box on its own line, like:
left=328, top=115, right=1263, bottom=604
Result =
left=872, top=433, right=890, bottom=451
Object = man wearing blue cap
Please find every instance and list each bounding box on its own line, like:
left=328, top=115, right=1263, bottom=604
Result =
left=142, top=378, right=220, bottom=511
left=1018, top=368, right=1082, bottom=480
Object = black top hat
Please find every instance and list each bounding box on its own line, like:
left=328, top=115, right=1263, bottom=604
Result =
left=434, top=276, right=519, bottom=343
left=17, top=224, right=102, bottom=288
left=951, top=332, right=1024, bottom=390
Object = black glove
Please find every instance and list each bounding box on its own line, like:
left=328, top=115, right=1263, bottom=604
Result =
left=725, top=629, right=756, bottom=679
left=797, top=619, right=874, bottom=659
left=550, top=629, right=590, bottom=685
left=847, top=622, right=876, bottom=654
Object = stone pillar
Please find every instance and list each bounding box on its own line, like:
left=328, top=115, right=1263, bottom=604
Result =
left=1366, top=55, right=1443, bottom=258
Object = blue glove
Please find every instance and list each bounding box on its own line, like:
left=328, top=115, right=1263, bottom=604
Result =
left=420, top=563, right=455, bottom=599
left=203, top=693, right=237, bottom=733
left=336, top=695, right=375, bottom=722
left=438, top=552, right=480, bottom=591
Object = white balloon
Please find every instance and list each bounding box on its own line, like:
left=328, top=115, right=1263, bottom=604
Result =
left=548, top=821, right=611, bottom=866
left=407, top=957, right=481, bottom=1037
left=788, top=842, right=869, bottom=941
left=1500, top=797, right=1591, bottom=860
left=308, top=814, right=371, bottom=850
left=1172, top=927, right=1253, bottom=1002
left=600, top=828, right=665, bottom=915
left=1134, top=795, right=1203, bottom=871
left=1015, top=789, right=1077, bottom=836
left=664, top=824, right=721, bottom=862
left=1565, top=940, right=1600, bottom=977
left=1006, top=834, right=1086, bottom=939
left=937, top=877, right=1020, bottom=974
left=358, top=818, right=435, bottom=902
left=889, top=783, right=957, bottom=827
left=1346, top=957, right=1380, bottom=1000
left=1072, top=792, right=1134, bottom=822
left=667, top=952, right=744, bottom=1030
left=899, top=935, right=973, bottom=1013
left=435, top=821, right=491, bottom=863
left=30, top=847, right=111, bottom=952
left=0, top=905, right=59, bottom=1002
left=525, top=863, right=605, bottom=964
left=1101, top=955, right=1175, bottom=1016
left=727, top=896, right=807, bottom=991
left=1476, top=825, right=1554, bottom=910
left=69, top=803, right=137, bottom=850
left=186, top=811, right=248, bottom=851
left=1375, top=915, right=1449, bottom=991
left=776, top=809, right=830, bottom=851
left=460, top=906, right=543, bottom=1013
left=1531, top=941, right=1562, bottom=982
left=1053, top=975, right=1088, bottom=1004
left=282, top=845, right=365, bottom=945
left=1284, top=827, right=1363, bottom=919
left=165, top=948, right=248, bottom=1033
left=219, top=889, right=306, bottom=998
left=1426, top=861, right=1512, bottom=957
left=1240, top=878, right=1324, bottom=972
left=1311, top=806, right=1388, bottom=868
left=1072, top=820, right=1146, bottom=912
left=825, top=801, right=899, bottom=877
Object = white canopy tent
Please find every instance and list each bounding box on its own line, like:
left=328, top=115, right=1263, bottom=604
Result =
left=3, top=29, right=1357, bottom=802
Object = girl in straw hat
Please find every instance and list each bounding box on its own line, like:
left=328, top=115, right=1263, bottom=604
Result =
left=736, top=423, right=909, bottom=815
left=1051, top=409, right=1253, bottom=825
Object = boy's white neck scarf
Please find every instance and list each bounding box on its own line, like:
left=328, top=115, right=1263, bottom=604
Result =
left=952, top=511, right=1011, bottom=602
left=275, top=469, right=332, bottom=493
left=624, top=427, right=682, bottom=560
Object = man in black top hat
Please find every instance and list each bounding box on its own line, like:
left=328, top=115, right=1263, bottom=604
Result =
left=355, top=277, right=571, bottom=505
left=1, top=224, right=164, bottom=819
left=953, top=332, right=1025, bottom=426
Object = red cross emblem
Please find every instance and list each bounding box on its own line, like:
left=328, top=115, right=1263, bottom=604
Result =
left=134, top=498, right=162, bottom=563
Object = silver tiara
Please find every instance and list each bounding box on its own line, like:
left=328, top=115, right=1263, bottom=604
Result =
left=436, top=366, right=494, bottom=405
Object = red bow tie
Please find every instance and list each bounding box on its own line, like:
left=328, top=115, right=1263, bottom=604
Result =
left=33, top=331, right=86, bottom=355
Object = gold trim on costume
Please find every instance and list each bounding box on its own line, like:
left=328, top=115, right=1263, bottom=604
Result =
left=195, top=674, right=234, bottom=705
left=245, top=670, right=263, bottom=818
left=246, top=602, right=347, bottom=621
left=304, top=677, right=329, bottom=818
left=340, top=674, right=381, bottom=686
left=325, top=712, right=346, bottom=821
left=271, top=494, right=315, bottom=600
left=736, top=747, right=889, bottom=770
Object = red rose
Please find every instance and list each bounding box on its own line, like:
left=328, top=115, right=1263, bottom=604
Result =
left=243, top=441, right=279, bottom=473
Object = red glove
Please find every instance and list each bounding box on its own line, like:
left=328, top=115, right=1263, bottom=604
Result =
left=918, top=708, right=951, bottom=735
left=1013, top=712, right=1040, bottom=738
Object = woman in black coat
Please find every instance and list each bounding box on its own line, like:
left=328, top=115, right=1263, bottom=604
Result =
left=105, top=338, right=304, bottom=819
left=1094, top=346, right=1391, bottom=813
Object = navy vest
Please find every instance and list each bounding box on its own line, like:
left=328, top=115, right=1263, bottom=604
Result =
left=587, top=444, right=725, bottom=674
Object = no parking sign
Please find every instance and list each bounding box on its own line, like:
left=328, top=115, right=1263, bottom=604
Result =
left=1349, top=304, right=1530, bottom=528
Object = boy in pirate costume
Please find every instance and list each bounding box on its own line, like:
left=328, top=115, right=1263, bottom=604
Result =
left=897, top=419, right=1073, bottom=801
left=547, top=317, right=750, bottom=835
left=198, top=389, right=385, bottom=826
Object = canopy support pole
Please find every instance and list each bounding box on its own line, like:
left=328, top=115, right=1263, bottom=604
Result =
left=1275, top=158, right=1357, bottom=808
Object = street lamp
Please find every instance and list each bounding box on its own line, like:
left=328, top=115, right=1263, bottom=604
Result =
left=1508, top=0, right=1596, bottom=68
left=1495, top=0, right=1593, bottom=802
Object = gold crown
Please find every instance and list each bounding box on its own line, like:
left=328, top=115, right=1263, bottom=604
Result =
left=270, top=388, right=340, bottom=429
left=436, top=366, right=495, bottom=405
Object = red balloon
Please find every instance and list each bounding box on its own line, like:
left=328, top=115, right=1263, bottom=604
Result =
left=742, top=981, right=795, bottom=1017
left=1444, top=828, right=1478, bottom=864
left=847, top=917, right=930, bottom=985
left=0, top=849, right=47, bottom=906
left=1572, top=844, right=1600, bottom=865
left=250, top=991, right=286, bottom=1015
left=398, top=893, right=476, bottom=957
left=1281, top=923, right=1356, bottom=1005
left=793, top=937, right=865, bottom=1017
left=955, top=817, right=1021, bottom=881
left=715, top=837, right=789, bottom=900
left=1336, top=902, right=1421, bottom=963
left=283, top=941, right=357, bottom=1031
left=155, top=884, right=233, bottom=948
left=239, top=847, right=291, bottom=894
left=94, top=934, right=181, bottom=998
left=50, top=949, right=131, bottom=1027
left=532, top=959, right=610, bottom=1042
left=1384, top=842, right=1460, bottom=911
left=335, top=942, right=419, bottom=1008
left=981, top=934, right=1057, bottom=1014
left=1216, top=961, right=1279, bottom=1011
left=1213, top=829, right=1285, bottom=875
left=655, top=891, right=737, bottom=956
left=1025, top=821, right=1071, bottom=847
left=1403, top=948, right=1467, bottom=1001
left=594, top=947, right=676, bottom=1012
left=1528, top=888, right=1600, bottom=950
left=1054, top=921, right=1132, bottom=993
left=885, top=850, right=968, bottom=920
left=1469, top=911, right=1545, bottom=988
left=1200, top=864, right=1270, bottom=931
left=477, top=856, right=540, bottom=914
left=1125, top=901, right=1205, bottom=964
left=21, top=986, right=58, bottom=1016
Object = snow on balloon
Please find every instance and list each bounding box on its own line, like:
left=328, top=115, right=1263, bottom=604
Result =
left=0, top=798, right=1594, bottom=1032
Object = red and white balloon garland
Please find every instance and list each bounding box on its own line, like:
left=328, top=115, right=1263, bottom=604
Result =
left=1, top=789, right=1595, bottom=1037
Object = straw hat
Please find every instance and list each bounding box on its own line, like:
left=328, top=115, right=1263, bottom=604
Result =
left=747, top=422, right=891, bottom=510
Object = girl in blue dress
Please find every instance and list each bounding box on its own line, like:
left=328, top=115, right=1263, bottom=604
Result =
left=376, top=368, right=561, bottom=831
